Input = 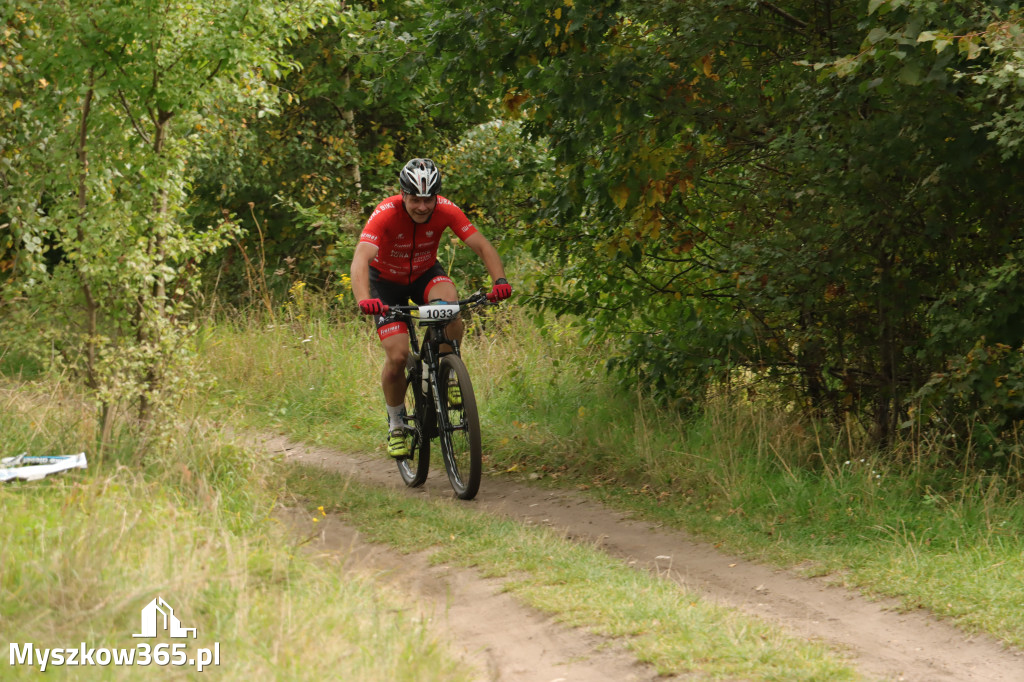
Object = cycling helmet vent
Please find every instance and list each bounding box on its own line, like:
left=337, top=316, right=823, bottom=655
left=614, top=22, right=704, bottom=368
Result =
left=399, top=158, right=441, bottom=197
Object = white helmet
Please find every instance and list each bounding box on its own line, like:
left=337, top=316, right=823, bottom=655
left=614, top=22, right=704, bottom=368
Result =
left=399, top=158, right=441, bottom=197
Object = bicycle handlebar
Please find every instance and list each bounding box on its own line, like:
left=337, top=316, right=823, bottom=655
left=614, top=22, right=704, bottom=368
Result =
left=379, top=290, right=496, bottom=318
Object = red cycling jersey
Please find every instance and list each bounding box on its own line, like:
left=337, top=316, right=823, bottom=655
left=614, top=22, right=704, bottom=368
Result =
left=358, top=195, right=478, bottom=284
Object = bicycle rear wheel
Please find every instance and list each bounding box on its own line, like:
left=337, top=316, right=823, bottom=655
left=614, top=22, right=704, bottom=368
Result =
left=396, top=367, right=430, bottom=487
left=437, top=354, right=481, bottom=500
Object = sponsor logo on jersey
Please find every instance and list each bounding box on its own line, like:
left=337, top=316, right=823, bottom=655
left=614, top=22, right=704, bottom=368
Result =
left=368, top=200, right=399, bottom=220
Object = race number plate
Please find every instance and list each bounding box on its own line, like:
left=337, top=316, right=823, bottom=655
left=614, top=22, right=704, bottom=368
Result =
left=417, top=304, right=460, bottom=322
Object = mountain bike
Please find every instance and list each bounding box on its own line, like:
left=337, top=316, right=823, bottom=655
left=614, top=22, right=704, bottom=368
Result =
left=381, top=292, right=496, bottom=500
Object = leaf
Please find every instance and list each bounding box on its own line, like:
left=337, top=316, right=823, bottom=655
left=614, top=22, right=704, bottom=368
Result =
left=645, top=183, right=666, bottom=206
left=898, top=63, right=922, bottom=86
left=610, top=184, right=630, bottom=210
left=502, top=91, right=530, bottom=113
left=701, top=54, right=714, bottom=78
left=867, top=28, right=889, bottom=45
left=963, top=37, right=982, bottom=60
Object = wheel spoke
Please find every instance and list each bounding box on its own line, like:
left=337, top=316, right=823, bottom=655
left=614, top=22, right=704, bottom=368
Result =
left=396, top=368, right=430, bottom=487
left=437, top=355, right=481, bottom=500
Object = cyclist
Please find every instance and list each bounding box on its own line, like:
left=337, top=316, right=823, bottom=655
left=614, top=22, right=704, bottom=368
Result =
left=350, top=158, right=513, bottom=457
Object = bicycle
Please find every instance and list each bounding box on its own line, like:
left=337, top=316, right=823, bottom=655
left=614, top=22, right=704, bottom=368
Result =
left=380, top=291, right=497, bottom=500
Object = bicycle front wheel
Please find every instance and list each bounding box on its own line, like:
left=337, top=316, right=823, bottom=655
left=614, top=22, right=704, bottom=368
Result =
left=396, top=367, right=430, bottom=487
left=437, top=354, right=482, bottom=500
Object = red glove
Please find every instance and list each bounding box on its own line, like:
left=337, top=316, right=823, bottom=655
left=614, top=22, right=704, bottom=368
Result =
left=489, top=278, right=512, bottom=301
left=358, top=298, right=385, bottom=315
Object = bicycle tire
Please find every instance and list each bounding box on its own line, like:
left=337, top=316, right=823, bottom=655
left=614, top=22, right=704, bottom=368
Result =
left=396, top=367, right=430, bottom=487
left=437, top=354, right=482, bottom=500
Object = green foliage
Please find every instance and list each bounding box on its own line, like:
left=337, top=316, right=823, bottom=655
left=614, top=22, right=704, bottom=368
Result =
left=9, top=0, right=1024, bottom=462
left=191, top=0, right=497, bottom=301
left=849, top=1, right=1024, bottom=156
left=1, top=0, right=340, bottom=429
left=430, top=0, right=1024, bottom=456
left=437, top=120, right=554, bottom=289
left=914, top=252, right=1024, bottom=459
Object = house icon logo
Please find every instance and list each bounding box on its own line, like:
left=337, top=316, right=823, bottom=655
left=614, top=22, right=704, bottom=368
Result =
left=132, top=597, right=197, bottom=639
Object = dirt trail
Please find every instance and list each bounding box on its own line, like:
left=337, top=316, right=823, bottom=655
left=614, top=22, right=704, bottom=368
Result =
left=268, top=434, right=1024, bottom=682
left=286, top=512, right=673, bottom=682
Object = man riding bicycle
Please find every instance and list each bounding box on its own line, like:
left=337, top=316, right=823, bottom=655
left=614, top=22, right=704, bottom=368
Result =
left=350, top=158, right=513, bottom=457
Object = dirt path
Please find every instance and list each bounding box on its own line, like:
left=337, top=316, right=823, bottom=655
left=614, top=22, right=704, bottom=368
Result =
left=268, top=435, right=1024, bottom=682
left=285, top=511, right=675, bottom=682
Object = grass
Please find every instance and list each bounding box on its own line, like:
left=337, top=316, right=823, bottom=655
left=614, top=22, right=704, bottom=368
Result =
left=566, top=406, right=1024, bottom=646
left=0, top=381, right=474, bottom=681
left=201, top=299, right=1024, bottom=650
left=194, top=310, right=383, bottom=450
left=9, top=291, right=1021, bottom=679
left=285, top=462, right=861, bottom=681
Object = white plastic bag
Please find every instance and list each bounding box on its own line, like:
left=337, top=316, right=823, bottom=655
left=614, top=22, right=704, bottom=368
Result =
left=0, top=453, right=88, bottom=482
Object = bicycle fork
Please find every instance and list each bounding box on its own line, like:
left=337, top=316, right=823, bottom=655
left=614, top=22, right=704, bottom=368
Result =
left=427, top=362, right=465, bottom=477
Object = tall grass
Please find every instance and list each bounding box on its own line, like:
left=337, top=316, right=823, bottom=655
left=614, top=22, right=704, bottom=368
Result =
left=195, top=296, right=384, bottom=450
left=200, top=295, right=1024, bottom=648
left=0, top=382, right=474, bottom=681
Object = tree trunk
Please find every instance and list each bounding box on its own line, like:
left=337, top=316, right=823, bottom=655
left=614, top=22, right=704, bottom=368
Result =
left=76, top=72, right=99, bottom=390
left=342, top=71, right=362, bottom=195
left=138, top=109, right=173, bottom=423
left=75, top=69, right=114, bottom=441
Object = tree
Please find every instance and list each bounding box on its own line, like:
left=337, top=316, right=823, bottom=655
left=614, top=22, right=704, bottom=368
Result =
left=431, top=1, right=1024, bottom=456
left=1, top=0, right=340, bottom=440
left=189, top=0, right=494, bottom=301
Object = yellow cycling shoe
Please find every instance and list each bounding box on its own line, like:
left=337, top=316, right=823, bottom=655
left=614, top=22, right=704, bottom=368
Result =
left=387, top=428, right=411, bottom=458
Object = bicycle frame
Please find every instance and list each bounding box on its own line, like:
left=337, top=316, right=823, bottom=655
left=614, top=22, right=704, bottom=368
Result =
left=382, top=292, right=492, bottom=497
left=395, top=296, right=471, bottom=397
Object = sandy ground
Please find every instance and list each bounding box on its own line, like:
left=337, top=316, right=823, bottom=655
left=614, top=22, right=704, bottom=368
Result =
left=264, top=434, right=1024, bottom=682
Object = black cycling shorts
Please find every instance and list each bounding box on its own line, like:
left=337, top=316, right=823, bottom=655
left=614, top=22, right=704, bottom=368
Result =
left=369, top=263, right=455, bottom=334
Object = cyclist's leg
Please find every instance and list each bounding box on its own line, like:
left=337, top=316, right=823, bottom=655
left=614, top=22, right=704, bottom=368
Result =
left=370, top=271, right=412, bottom=408
left=379, top=328, right=410, bottom=406
left=379, top=324, right=413, bottom=456
left=370, top=269, right=415, bottom=456
left=421, top=271, right=463, bottom=352
left=420, top=271, right=463, bottom=407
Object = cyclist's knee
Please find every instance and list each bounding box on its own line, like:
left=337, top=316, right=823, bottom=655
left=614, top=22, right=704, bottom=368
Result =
left=426, top=280, right=458, bottom=303
left=446, top=317, right=465, bottom=341
left=382, top=337, right=409, bottom=368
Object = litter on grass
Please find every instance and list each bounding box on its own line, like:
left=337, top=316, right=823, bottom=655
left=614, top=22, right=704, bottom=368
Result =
left=0, top=453, right=88, bottom=482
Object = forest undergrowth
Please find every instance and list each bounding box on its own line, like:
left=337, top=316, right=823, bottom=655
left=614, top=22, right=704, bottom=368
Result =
left=200, top=294, right=1024, bottom=650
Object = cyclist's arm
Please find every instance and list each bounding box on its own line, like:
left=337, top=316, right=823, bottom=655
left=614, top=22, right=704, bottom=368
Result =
left=350, top=241, right=379, bottom=301
left=463, top=232, right=506, bottom=283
